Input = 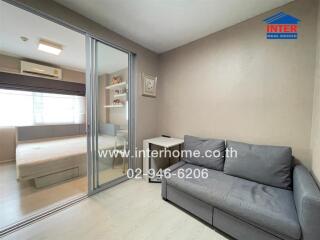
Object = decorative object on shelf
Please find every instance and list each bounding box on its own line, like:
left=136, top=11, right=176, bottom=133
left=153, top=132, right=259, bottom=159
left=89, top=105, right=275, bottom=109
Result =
left=114, top=88, right=127, bottom=95
left=104, top=98, right=125, bottom=108
left=111, top=76, right=122, bottom=85
left=142, top=72, right=157, bottom=97
left=113, top=99, right=122, bottom=105
left=113, top=88, right=127, bottom=99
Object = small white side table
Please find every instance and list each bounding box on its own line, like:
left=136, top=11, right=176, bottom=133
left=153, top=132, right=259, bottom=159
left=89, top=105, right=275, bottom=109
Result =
left=143, top=137, right=184, bottom=183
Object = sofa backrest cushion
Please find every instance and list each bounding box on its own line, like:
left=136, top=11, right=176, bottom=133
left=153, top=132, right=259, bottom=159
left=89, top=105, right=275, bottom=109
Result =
left=183, top=135, right=225, bottom=171
left=224, top=140, right=292, bottom=189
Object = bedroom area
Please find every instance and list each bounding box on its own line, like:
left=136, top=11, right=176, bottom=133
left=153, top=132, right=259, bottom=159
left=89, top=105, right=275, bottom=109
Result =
left=0, top=1, right=130, bottom=230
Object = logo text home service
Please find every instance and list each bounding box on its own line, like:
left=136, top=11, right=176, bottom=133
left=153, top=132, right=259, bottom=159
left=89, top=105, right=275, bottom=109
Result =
left=264, top=12, right=301, bottom=40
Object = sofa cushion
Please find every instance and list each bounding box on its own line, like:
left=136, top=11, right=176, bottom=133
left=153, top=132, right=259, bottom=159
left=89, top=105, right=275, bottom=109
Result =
left=293, top=165, right=320, bottom=240
left=224, top=140, right=292, bottom=190
left=166, top=163, right=301, bottom=240
left=183, top=135, right=225, bottom=171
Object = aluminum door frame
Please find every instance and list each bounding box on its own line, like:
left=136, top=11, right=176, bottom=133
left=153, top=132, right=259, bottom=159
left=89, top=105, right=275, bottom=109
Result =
left=86, top=36, right=136, bottom=195
left=0, top=0, right=136, bottom=236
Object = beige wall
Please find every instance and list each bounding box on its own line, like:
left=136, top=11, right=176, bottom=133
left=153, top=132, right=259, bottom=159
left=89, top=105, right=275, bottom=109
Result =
left=158, top=0, right=317, bottom=169
left=0, top=53, right=85, bottom=83
left=62, top=68, right=85, bottom=83
left=311, top=0, right=320, bottom=183
left=0, top=127, right=16, bottom=163
left=0, top=54, right=20, bottom=74
left=0, top=53, right=86, bottom=163
left=12, top=0, right=160, bottom=168
left=9, top=0, right=319, bottom=173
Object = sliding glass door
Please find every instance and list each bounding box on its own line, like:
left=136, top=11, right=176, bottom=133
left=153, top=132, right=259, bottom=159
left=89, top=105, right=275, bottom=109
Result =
left=0, top=1, right=134, bottom=236
left=87, top=37, right=134, bottom=193
left=0, top=1, right=88, bottom=234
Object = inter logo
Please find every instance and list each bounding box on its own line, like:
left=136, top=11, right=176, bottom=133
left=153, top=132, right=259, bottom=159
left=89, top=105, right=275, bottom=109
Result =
left=264, top=12, right=301, bottom=40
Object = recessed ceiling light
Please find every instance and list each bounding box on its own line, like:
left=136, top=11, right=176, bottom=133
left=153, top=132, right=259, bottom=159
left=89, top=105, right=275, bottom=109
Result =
left=38, top=39, right=63, bottom=55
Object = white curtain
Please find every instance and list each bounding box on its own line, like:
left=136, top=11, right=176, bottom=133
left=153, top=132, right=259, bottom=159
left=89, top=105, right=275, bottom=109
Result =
left=0, top=89, right=85, bottom=127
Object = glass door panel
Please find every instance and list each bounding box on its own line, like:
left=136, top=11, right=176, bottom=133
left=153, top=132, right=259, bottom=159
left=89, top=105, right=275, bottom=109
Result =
left=94, top=41, right=130, bottom=187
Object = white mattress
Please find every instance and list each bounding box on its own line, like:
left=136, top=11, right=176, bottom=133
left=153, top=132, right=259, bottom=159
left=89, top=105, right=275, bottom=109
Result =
left=16, top=135, right=117, bottom=180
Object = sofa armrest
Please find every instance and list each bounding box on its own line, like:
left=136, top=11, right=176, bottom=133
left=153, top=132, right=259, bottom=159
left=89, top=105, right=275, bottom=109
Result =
left=293, top=165, right=320, bottom=240
left=161, top=161, right=186, bottom=199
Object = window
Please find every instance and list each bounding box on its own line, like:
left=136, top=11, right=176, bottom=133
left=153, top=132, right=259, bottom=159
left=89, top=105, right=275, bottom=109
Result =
left=0, top=89, right=85, bottom=127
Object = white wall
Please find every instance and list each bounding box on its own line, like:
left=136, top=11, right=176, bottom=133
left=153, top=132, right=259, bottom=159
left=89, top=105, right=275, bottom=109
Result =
left=158, top=0, right=318, bottom=169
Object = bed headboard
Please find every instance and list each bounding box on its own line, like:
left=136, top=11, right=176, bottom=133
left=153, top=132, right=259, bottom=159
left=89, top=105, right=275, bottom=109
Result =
left=16, top=124, right=86, bottom=141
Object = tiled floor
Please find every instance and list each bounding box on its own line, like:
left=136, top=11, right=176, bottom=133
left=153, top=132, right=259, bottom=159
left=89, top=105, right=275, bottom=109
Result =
left=4, top=179, right=228, bottom=240
left=0, top=162, right=87, bottom=229
left=0, top=161, right=125, bottom=229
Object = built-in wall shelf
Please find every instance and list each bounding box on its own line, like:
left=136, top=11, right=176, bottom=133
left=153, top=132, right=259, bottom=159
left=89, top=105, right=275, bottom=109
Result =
left=105, top=82, right=127, bottom=89
left=113, top=93, right=127, bottom=98
left=104, top=104, right=124, bottom=108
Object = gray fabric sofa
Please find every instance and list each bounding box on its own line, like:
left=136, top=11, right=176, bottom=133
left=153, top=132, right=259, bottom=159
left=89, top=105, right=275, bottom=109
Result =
left=161, top=136, right=320, bottom=240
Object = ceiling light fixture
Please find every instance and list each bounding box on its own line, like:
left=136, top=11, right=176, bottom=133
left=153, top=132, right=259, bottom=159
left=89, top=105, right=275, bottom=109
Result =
left=38, top=39, right=63, bottom=55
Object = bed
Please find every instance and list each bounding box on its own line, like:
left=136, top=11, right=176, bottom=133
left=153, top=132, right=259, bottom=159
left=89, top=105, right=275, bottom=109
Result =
left=15, top=124, right=118, bottom=188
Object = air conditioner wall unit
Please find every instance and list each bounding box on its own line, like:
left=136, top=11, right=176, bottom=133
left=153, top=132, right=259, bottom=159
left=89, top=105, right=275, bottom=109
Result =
left=20, top=61, right=62, bottom=80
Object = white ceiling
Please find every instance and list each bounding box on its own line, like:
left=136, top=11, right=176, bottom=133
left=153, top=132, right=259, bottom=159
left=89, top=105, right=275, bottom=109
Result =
left=0, top=1, right=85, bottom=71
left=55, top=0, right=293, bottom=53
left=97, top=42, right=128, bottom=75
left=0, top=1, right=128, bottom=74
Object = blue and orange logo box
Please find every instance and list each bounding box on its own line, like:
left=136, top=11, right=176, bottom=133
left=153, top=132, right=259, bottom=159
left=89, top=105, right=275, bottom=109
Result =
left=264, top=12, right=301, bottom=39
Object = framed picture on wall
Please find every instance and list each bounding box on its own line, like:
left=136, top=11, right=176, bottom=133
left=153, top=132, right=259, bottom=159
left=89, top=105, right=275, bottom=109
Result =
left=142, top=73, right=157, bottom=97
